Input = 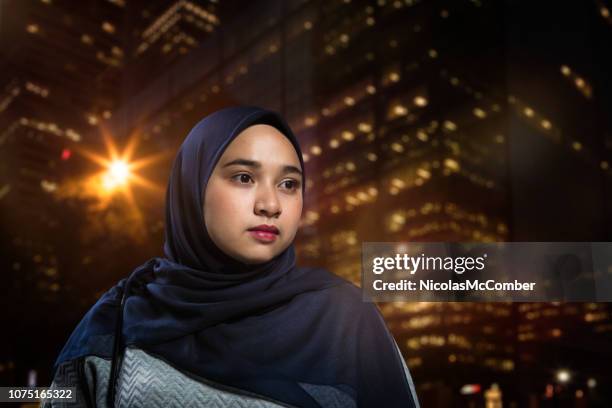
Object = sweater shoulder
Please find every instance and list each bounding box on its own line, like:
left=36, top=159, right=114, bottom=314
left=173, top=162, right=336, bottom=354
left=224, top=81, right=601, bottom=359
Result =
left=73, top=347, right=352, bottom=408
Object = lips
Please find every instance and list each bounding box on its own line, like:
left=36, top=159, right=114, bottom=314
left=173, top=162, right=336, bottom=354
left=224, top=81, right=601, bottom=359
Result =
left=248, top=224, right=279, bottom=234
left=247, top=224, right=279, bottom=243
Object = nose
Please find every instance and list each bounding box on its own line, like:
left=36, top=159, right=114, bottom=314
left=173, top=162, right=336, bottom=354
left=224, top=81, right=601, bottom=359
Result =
left=254, top=184, right=281, bottom=218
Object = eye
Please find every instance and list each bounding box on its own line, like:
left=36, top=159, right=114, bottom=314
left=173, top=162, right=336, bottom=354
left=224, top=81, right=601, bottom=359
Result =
left=231, top=173, right=254, bottom=184
left=280, top=179, right=300, bottom=191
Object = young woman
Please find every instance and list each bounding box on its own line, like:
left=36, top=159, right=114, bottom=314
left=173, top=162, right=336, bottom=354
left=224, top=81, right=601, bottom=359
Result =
left=44, top=106, right=420, bottom=407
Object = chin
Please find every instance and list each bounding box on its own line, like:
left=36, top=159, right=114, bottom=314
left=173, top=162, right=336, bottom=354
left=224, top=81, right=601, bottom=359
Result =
left=238, top=250, right=276, bottom=265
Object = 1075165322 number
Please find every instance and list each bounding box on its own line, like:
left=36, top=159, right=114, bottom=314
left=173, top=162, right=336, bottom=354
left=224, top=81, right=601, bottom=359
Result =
left=0, top=387, right=75, bottom=403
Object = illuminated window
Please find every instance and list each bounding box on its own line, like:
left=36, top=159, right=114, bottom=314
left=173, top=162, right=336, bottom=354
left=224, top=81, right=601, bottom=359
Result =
left=393, top=104, right=407, bottom=116
left=473, top=108, right=486, bottom=118
left=102, top=21, right=116, bottom=34
left=417, top=130, right=428, bottom=142
left=341, top=131, right=354, bottom=141
left=304, top=116, right=316, bottom=127
left=390, top=142, right=404, bottom=153
left=358, top=122, right=372, bottom=132
left=413, top=96, right=427, bottom=107
left=443, top=120, right=457, bottom=131
left=560, top=65, right=571, bottom=76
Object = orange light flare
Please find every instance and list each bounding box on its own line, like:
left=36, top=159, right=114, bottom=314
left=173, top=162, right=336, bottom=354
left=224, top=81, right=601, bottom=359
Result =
left=54, top=127, right=175, bottom=242
left=64, top=126, right=173, bottom=217
left=73, top=127, right=171, bottom=196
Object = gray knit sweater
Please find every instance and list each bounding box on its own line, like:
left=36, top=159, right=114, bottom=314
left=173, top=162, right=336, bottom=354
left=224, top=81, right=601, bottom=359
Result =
left=42, top=341, right=419, bottom=407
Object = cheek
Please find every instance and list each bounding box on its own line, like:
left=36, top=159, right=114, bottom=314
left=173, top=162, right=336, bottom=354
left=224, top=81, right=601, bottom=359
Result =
left=282, top=196, right=303, bottom=229
left=205, top=185, right=250, bottom=233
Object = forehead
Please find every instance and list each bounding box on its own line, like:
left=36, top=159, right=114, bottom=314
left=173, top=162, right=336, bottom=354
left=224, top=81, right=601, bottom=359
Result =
left=220, top=124, right=300, bottom=163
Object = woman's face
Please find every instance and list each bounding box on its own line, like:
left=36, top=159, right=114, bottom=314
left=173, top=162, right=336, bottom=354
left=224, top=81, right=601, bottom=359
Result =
left=204, top=124, right=303, bottom=265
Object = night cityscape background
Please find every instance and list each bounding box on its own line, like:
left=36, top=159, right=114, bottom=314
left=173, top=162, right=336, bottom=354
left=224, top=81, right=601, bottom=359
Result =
left=1, top=0, right=612, bottom=407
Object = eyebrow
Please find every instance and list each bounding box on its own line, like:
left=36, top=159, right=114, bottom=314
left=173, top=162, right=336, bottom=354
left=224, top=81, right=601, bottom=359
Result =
left=222, top=158, right=303, bottom=177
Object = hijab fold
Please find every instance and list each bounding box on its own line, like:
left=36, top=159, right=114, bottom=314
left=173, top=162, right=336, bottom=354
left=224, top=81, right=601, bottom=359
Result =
left=54, top=106, right=417, bottom=408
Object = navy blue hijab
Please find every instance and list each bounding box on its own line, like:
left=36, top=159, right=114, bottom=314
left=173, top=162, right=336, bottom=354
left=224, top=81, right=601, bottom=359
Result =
left=54, top=106, right=417, bottom=407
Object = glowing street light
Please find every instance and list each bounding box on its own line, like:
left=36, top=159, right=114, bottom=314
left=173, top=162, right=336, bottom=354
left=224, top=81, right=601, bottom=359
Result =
left=556, top=369, right=571, bottom=384
left=109, top=160, right=130, bottom=183
left=102, top=159, right=131, bottom=191
left=70, top=126, right=172, bottom=201
left=51, top=127, right=177, bottom=243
